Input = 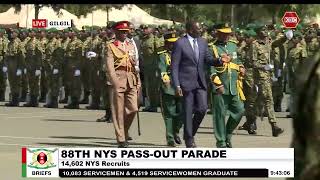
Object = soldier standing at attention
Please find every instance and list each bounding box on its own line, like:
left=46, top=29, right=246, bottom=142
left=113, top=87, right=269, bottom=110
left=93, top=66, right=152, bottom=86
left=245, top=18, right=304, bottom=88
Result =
left=23, top=28, right=41, bottom=107
left=5, top=29, right=23, bottom=107
left=43, top=28, right=63, bottom=108
left=59, top=29, right=71, bottom=104
left=0, top=28, right=8, bottom=101
left=157, top=32, right=183, bottom=147
left=18, top=29, right=30, bottom=102
left=64, top=29, right=83, bottom=109
left=38, top=29, right=48, bottom=103
left=141, top=25, right=159, bottom=112
left=105, top=21, right=140, bottom=148
left=209, top=23, right=246, bottom=148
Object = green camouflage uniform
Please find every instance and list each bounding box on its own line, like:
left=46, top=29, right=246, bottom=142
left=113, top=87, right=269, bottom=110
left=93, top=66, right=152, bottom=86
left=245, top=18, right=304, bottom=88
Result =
left=80, top=34, right=91, bottom=104
left=157, top=49, right=183, bottom=146
left=38, top=36, right=49, bottom=102
left=5, top=36, right=23, bottom=105
left=0, top=32, right=8, bottom=100
left=141, top=33, right=159, bottom=110
left=24, top=37, right=41, bottom=105
left=44, top=35, right=63, bottom=107
left=64, top=36, right=83, bottom=108
left=271, top=33, right=287, bottom=112
left=307, top=37, right=319, bottom=58
left=60, top=36, right=71, bottom=103
left=20, top=35, right=31, bottom=101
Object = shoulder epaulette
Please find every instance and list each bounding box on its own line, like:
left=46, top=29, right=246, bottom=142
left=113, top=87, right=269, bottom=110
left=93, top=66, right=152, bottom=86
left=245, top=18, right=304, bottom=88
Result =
left=157, top=50, right=167, bottom=55
left=229, top=39, right=238, bottom=44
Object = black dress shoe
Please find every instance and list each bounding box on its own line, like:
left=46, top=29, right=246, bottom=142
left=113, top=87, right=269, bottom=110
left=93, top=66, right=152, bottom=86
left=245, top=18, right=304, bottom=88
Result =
left=127, top=136, right=133, bottom=141
left=173, top=135, right=182, bottom=145
left=192, top=140, right=197, bottom=148
left=226, top=142, right=232, bottom=148
left=167, top=142, right=176, bottom=147
left=118, top=142, right=128, bottom=148
left=271, top=123, right=284, bottom=137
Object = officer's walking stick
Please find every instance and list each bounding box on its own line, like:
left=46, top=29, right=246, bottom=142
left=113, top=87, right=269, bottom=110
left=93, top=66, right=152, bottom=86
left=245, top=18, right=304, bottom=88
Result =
left=137, top=88, right=141, bottom=136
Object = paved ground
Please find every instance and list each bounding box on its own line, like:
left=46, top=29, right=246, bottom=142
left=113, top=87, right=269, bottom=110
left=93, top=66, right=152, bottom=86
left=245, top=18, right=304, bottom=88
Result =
left=0, top=95, right=292, bottom=180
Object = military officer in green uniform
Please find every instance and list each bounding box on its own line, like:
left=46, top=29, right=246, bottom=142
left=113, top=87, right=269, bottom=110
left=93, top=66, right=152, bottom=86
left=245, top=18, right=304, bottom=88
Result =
left=157, top=32, right=183, bottom=147
left=5, top=29, right=23, bottom=106
left=0, top=28, right=8, bottom=101
left=244, top=24, right=286, bottom=136
left=64, top=29, right=83, bottom=109
left=43, top=28, right=63, bottom=108
left=38, top=29, right=49, bottom=103
left=141, top=25, right=159, bottom=112
left=59, top=29, right=71, bottom=104
left=18, top=29, right=30, bottom=102
left=79, top=28, right=91, bottom=104
left=23, top=28, right=41, bottom=107
left=209, top=23, right=246, bottom=148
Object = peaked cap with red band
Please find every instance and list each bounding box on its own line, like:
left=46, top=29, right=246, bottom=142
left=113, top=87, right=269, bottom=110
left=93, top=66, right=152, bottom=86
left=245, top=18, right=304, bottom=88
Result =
left=113, top=21, right=130, bottom=31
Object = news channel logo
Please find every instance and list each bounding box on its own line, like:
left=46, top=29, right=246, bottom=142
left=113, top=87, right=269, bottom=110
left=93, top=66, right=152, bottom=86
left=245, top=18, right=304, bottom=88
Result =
left=22, top=148, right=59, bottom=177
left=32, top=19, right=72, bottom=29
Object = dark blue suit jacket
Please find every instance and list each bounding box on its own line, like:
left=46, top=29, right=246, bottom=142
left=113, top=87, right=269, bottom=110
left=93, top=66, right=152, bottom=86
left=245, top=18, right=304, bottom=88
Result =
left=171, top=35, right=221, bottom=92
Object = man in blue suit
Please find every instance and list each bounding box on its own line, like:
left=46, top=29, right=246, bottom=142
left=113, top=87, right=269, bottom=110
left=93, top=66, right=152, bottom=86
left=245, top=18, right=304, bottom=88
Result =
left=171, top=21, right=227, bottom=148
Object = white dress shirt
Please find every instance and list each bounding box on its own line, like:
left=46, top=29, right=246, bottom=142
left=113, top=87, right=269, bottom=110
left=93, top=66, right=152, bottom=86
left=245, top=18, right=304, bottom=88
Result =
left=187, top=33, right=198, bottom=50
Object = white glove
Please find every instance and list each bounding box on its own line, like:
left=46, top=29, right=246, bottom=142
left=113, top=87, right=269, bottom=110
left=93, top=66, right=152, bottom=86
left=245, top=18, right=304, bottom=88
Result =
left=264, top=64, right=274, bottom=71
left=24, top=68, right=27, bottom=74
left=86, top=51, right=97, bottom=58
left=53, top=69, right=59, bottom=75
left=285, top=29, right=293, bottom=40
left=277, top=69, right=282, bottom=77
left=35, top=69, right=41, bottom=76
left=74, top=69, right=81, bottom=77
left=135, top=65, right=140, bottom=73
left=255, top=85, right=259, bottom=92
left=2, top=66, right=7, bottom=73
left=16, top=69, right=22, bottom=76
left=271, top=76, right=278, bottom=82
left=97, top=70, right=99, bottom=76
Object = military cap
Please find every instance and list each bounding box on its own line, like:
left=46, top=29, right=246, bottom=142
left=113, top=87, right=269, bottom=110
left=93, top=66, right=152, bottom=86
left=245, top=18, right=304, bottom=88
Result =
left=214, top=23, right=232, bottom=33
left=113, top=21, right=130, bottom=31
left=19, top=28, right=28, bottom=33
left=244, top=29, right=257, bottom=37
left=39, top=28, right=46, bottom=32
left=11, top=28, right=19, bottom=34
left=294, top=31, right=303, bottom=38
left=164, top=32, right=178, bottom=42
left=0, top=28, right=5, bottom=34
left=140, top=24, right=149, bottom=29
left=48, top=28, right=58, bottom=33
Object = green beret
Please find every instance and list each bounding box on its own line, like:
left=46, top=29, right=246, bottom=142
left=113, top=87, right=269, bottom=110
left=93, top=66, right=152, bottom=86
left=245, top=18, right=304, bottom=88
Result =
left=11, top=29, right=19, bottom=34
left=0, top=29, right=5, bottom=33
left=294, top=31, right=303, bottom=38
left=296, top=24, right=303, bottom=30
left=244, top=29, right=257, bottom=37
left=63, top=28, right=70, bottom=33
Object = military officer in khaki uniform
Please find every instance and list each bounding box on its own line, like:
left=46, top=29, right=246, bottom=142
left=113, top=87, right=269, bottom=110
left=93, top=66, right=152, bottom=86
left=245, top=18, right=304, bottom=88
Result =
left=105, top=21, right=140, bottom=148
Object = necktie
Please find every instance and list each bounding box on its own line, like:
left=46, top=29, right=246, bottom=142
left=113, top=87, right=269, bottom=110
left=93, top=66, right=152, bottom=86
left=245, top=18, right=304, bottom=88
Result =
left=193, top=39, right=199, bottom=61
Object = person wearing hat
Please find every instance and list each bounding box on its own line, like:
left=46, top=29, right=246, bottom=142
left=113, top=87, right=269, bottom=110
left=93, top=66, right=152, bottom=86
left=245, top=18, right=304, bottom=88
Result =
left=0, top=28, right=8, bottom=101
left=5, top=28, right=23, bottom=106
left=38, top=28, right=49, bottom=103
left=18, top=28, right=31, bottom=102
left=244, top=24, right=288, bottom=137
left=105, top=21, right=141, bottom=148
left=208, top=23, right=245, bottom=148
left=286, top=30, right=308, bottom=119
left=63, top=28, right=83, bottom=109
left=84, top=29, right=104, bottom=110
left=141, top=24, right=159, bottom=112
left=237, top=29, right=260, bottom=134
left=59, top=28, right=72, bottom=104
left=157, top=32, right=183, bottom=147
left=22, top=28, right=42, bottom=107
left=43, top=28, right=63, bottom=108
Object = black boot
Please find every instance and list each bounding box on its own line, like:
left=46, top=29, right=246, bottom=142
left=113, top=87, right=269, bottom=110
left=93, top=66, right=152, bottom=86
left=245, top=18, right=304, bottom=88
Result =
left=5, top=93, right=19, bottom=107
left=44, top=96, right=58, bottom=108
left=86, top=96, right=100, bottom=110
left=79, top=91, right=90, bottom=104
left=0, top=90, right=5, bottom=101
left=38, top=91, right=47, bottom=103
left=64, top=97, right=79, bottom=109
left=271, top=122, right=284, bottom=137
left=23, top=95, right=39, bottom=107
left=96, top=108, right=112, bottom=123
left=20, top=90, right=27, bottom=102
left=274, top=100, right=282, bottom=112
left=59, top=89, right=69, bottom=103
